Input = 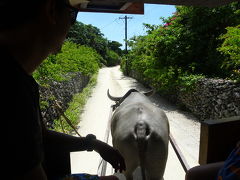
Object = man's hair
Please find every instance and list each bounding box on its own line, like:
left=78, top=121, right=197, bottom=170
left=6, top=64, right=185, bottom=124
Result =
left=0, top=0, right=65, bottom=29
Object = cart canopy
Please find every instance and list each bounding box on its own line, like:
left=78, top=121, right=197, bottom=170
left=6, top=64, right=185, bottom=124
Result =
left=70, top=0, right=237, bottom=14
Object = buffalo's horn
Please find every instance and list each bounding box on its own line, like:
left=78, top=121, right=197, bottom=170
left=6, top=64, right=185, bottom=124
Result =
left=143, top=89, right=155, bottom=96
left=107, top=89, right=122, bottom=101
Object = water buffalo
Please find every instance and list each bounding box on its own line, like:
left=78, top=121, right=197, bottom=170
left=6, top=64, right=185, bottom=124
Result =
left=107, top=89, right=169, bottom=180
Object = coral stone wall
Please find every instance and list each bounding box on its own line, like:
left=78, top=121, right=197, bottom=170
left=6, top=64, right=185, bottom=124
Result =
left=178, top=78, right=240, bottom=120
left=128, top=69, right=240, bottom=120
left=39, top=73, right=89, bottom=127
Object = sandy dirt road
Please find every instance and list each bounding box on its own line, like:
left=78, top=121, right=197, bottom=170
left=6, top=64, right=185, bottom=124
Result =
left=71, top=66, right=200, bottom=180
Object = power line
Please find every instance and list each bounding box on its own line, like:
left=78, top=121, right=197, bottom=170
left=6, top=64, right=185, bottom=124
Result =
left=100, top=18, right=118, bottom=29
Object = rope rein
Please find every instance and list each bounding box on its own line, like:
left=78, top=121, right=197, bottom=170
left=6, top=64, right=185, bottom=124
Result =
left=53, top=100, right=82, bottom=137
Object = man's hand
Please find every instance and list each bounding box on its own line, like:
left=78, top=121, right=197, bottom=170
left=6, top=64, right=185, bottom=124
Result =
left=93, top=140, right=126, bottom=173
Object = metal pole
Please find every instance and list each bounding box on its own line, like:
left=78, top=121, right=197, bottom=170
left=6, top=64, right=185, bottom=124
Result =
left=125, top=15, right=127, bottom=53
left=119, top=16, right=133, bottom=53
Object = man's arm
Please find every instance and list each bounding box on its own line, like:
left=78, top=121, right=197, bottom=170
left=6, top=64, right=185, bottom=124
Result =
left=44, top=130, right=126, bottom=172
left=44, top=129, right=90, bottom=152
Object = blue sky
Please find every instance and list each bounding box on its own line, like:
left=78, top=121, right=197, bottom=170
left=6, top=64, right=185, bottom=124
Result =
left=77, top=4, right=176, bottom=49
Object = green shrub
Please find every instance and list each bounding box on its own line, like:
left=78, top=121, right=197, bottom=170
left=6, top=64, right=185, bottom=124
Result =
left=33, top=41, right=101, bottom=84
left=105, top=49, right=120, bottom=66
left=121, top=2, right=239, bottom=95
left=67, top=22, right=123, bottom=66
left=218, top=25, right=240, bottom=81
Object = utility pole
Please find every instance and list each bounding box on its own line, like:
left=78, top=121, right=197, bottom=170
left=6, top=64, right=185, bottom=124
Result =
left=119, top=15, right=133, bottom=53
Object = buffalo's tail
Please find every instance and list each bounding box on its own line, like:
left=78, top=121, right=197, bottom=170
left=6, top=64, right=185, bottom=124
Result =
left=135, top=121, right=150, bottom=180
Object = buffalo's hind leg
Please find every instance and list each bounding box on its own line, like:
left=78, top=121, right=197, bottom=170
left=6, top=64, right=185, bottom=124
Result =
left=124, top=172, right=133, bottom=180
left=123, top=162, right=138, bottom=180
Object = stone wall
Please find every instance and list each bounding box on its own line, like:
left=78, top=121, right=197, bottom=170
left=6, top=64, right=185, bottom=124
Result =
left=178, top=78, right=240, bottom=120
left=39, top=73, right=89, bottom=127
left=128, top=69, right=240, bottom=120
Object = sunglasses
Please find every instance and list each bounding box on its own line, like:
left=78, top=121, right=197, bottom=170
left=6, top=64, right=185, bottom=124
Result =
left=64, top=3, right=79, bottom=25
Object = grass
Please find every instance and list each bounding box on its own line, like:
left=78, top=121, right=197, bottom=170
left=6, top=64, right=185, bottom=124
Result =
left=53, top=72, right=98, bottom=134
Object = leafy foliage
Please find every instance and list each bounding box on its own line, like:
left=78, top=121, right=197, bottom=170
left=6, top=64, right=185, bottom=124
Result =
left=67, top=22, right=106, bottom=50
left=105, top=49, right=120, bottom=66
left=67, top=21, right=123, bottom=66
left=108, top=40, right=123, bottom=56
left=33, top=41, right=101, bottom=84
left=218, top=25, right=240, bottom=81
left=121, top=2, right=240, bottom=93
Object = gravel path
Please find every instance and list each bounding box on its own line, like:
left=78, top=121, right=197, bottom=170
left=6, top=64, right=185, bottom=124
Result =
left=71, top=66, right=200, bottom=180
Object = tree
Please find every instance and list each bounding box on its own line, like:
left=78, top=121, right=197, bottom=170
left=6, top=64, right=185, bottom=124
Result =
left=108, top=40, right=123, bottom=55
left=105, top=49, right=120, bottom=66
left=218, top=25, right=240, bottom=81
left=121, top=2, right=240, bottom=93
left=67, top=22, right=108, bottom=58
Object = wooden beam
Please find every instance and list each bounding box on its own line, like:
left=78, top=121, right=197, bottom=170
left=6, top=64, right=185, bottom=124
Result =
left=199, top=116, right=240, bottom=165
left=80, top=2, right=89, bottom=9
left=120, top=2, right=133, bottom=11
left=110, top=0, right=237, bottom=7
left=78, top=2, right=144, bottom=14
left=170, top=133, right=190, bottom=172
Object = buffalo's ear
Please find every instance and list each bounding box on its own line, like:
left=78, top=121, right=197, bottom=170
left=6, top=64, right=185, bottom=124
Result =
left=143, top=89, right=155, bottom=97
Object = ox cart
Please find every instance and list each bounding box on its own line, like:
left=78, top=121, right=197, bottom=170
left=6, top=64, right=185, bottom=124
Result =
left=44, top=89, right=240, bottom=180
left=97, top=99, right=240, bottom=180
left=43, top=1, right=239, bottom=179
